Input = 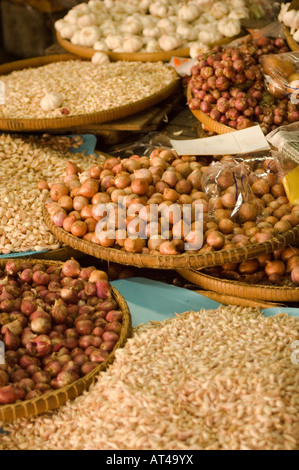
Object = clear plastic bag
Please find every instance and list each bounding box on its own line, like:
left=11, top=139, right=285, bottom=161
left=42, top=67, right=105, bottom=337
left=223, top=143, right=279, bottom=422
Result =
left=201, top=159, right=262, bottom=224
left=261, top=51, right=299, bottom=102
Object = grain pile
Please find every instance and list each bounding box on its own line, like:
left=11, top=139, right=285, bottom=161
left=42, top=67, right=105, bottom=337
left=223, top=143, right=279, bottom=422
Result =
left=0, top=306, right=298, bottom=450
left=0, top=61, right=178, bottom=119
left=0, top=134, right=105, bottom=254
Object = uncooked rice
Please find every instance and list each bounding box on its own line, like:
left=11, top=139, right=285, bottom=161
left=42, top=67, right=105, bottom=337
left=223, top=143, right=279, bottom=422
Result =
left=0, top=61, right=178, bottom=119
left=0, top=306, right=298, bottom=450
left=0, top=133, right=105, bottom=254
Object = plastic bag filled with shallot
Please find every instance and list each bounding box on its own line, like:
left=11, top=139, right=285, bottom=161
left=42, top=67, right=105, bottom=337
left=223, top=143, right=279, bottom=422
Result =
left=261, top=51, right=299, bottom=121
left=201, top=159, right=262, bottom=231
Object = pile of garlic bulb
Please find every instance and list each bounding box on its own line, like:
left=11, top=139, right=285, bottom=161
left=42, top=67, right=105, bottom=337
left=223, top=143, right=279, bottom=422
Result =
left=55, top=0, right=249, bottom=56
left=278, top=2, right=299, bottom=43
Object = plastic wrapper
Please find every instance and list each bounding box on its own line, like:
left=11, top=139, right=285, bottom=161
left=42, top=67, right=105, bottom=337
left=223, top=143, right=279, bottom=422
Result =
left=267, top=122, right=299, bottom=164
left=261, top=51, right=299, bottom=102
left=201, top=151, right=286, bottom=225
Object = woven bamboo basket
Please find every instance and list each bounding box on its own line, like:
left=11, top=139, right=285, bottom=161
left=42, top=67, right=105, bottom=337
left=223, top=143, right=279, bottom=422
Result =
left=0, top=247, right=84, bottom=262
left=0, top=55, right=181, bottom=132
left=284, top=26, right=299, bottom=52
left=43, top=205, right=299, bottom=270
left=0, top=259, right=132, bottom=423
left=178, top=268, right=299, bottom=303
left=57, top=33, right=190, bottom=62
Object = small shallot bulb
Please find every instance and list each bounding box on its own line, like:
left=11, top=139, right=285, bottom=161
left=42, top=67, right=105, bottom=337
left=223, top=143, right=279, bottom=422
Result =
left=265, top=260, right=285, bottom=277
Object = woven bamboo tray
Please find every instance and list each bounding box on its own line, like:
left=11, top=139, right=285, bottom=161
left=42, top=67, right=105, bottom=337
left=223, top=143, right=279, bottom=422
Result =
left=43, top=205, right=299, bottom=270
left=0, top=258, right=132, bottom=423
left=284, top=26, right=299, bottom=52
left=0, top=247, right=83, bottom=262
left=57, top=32, right=190, bottom=62
left=0, top=54, right=180, bottom=132
left=178, top=268, right=299, bottom=303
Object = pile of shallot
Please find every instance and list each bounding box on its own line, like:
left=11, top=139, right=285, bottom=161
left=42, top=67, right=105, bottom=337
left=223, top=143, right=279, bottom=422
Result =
left=0, top=259, right=123, bottom=405
left=46, top=149, right=299, bottom=258
left=205, top=244, right=299, bottom=286
left=188, top=36, right=299, bottom=134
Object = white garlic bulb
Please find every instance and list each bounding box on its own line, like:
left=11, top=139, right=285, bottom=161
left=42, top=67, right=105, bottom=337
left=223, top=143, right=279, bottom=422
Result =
left=93, top=40, right=109, bottom=51
left=178, top=2, right=200, bottom=22
left=79, top=26, right=100, bottom=47
left=228, top=0, right=245, bottom=8
left=60, top=24, right=77, bottom=40
left=92, top=52, right=110, bottom=65
left=54, top=19, right=67, bottom=33
left=176, top=22, right=198, bottom=41
left=198, top=29, right=222, bottom=44
left=105, top=34, right=124, bottom=51
left=158, top=34, right=183, bottom=52
left=122, top=35, right=144, bottom=53
left=121, top=16, right=143, bottom=35
left=100, top=19, right=119, bottom=36
left=143, top=26, right=161, bottom=39
left=139, top=0, right=152, bottom=12
left=211, top=2, right=229, bottom=20
left=88, top=0, right=106, bottom=15
left=70, top=30, right=82, bottom=45
left=149, top=2, right=174, bottom=18
left=218, top=17, right=241, bottom=37
left=73, top=3, right=91, bottom=14
left=189, top=41, right=208, bottom=59
left=157, top=18, right=176, bottom=33
left=77, top=13, right=98, bottom=28
left=40, top=92, right=64, bottom=112
left=145, top=39, right=162, bottom=52
left=228, top=8, right=249, bottom=20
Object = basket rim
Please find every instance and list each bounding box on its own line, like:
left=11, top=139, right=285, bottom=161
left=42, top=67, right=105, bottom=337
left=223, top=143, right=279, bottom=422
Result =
left=43, top=204, right=299, bottom=270
left=177, top=268, right=299, bottom=302
left=57, top=32, right=190, bottom=62
left=0, top=54, right=181, bottom=131
left=0, top=258, right=132, bottom=423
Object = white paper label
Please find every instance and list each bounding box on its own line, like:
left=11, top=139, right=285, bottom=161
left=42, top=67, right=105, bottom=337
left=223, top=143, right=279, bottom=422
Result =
left=170, top=126, right=270, bottom=156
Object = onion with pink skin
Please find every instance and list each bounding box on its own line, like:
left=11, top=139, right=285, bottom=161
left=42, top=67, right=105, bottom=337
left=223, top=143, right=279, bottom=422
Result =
left=96, top=280, right=111, bottom=300
left=53, top=370, right=80, bottom=388
left=30, top=317, right=52, bottom=335
left=1, top=319, right=23, bottom=336
left=64, top=336, right=78, bottom=350
left=26, top=364, right=41, bottom=376
left=32, top=370, right=51, bottom=384
left=5, top=261, right=18, bottom=276
left=0, top=385, right=17, bottom=404
left=21, top=328, right=37, bottom=347
left=44, top=361, right=62, bottom=378
left=18, top=378, right=35, bottom=393
left=11, top=368, right=29, bottom=383
left=32, top=271, right=50, bottom=286
left=81, top=362, right=98, bottom=375
left=26, top=390, right=43, bottom=399
left=75, top=319, right=94, bottom=336
left=19, top=355, right=40, bottom=369
left=73, top=353, right=89, bottom=366
left=0, top=370, right=9, bottom=386
left=61, top=259, right=81, bottom=278
left=26, top=335, right=52, bottom=358
left=100, top=341, right=116, bottom=352
left=90, top=349, right=109, bottom=363
left=4, top=330, right=20, bottom=350
left=102, top=331, right=120, bottom=343
left=50, top=299, right=69, bottom=324
left=105, top=310, right=123, bottom=323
